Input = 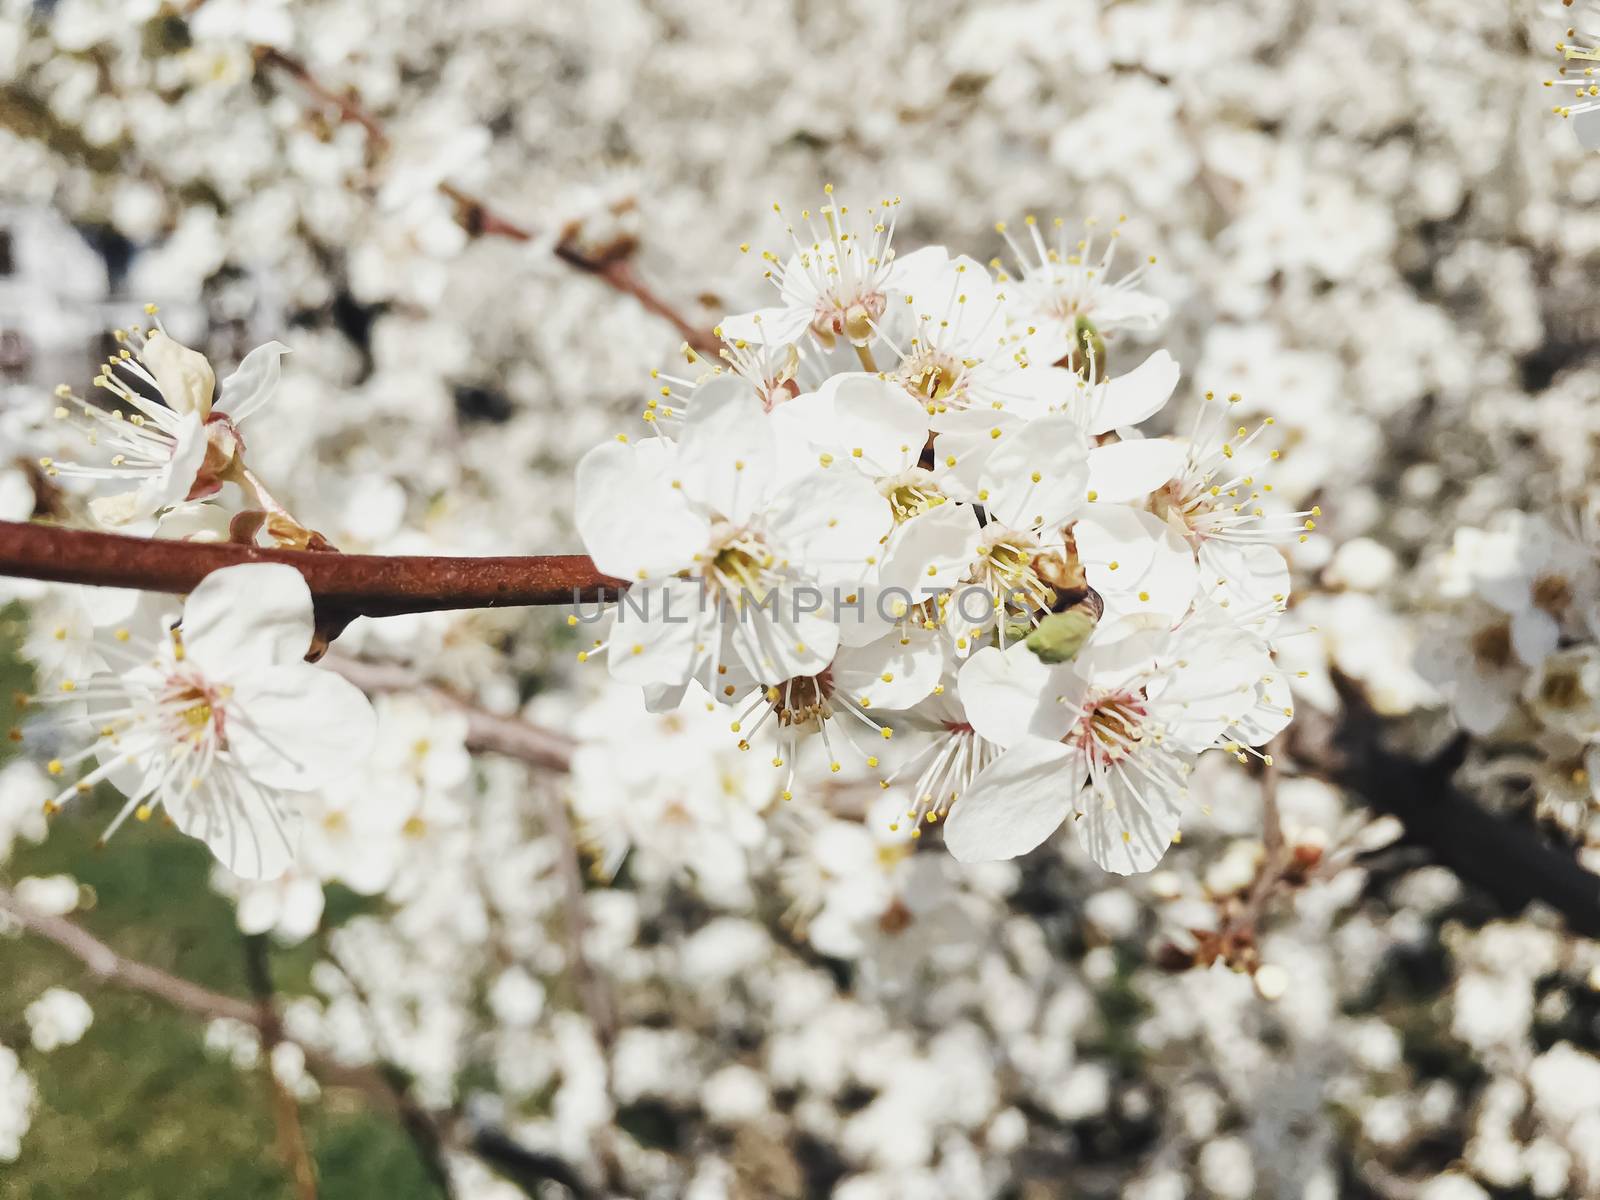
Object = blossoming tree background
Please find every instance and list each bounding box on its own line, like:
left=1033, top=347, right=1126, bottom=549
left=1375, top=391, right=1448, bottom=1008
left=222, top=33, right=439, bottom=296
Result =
left=3, top=1, right=1600, bottom=1197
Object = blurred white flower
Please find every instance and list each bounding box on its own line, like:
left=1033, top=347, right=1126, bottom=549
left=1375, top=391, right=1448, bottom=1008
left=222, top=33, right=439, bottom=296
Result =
left=24, top=988, right=93, bottom=1053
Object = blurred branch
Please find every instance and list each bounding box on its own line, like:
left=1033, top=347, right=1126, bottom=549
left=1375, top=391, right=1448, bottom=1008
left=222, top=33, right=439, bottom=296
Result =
left=0, top=884, right=596, bottom=1199
left=243, top=935, right=320, bottom=1200
left=323, top=661, right=621, bottom=1184
left=326, top=658, right=575, bottom=772
left=0, top=520, right=622, bottom=651
left=1321, top=676, right=1600, bottom=939
left=253, top=47, right=722, bottom=354
left=320, top=659, right=612, bottom=1044
left=0, top=885, right=259, bottom=1023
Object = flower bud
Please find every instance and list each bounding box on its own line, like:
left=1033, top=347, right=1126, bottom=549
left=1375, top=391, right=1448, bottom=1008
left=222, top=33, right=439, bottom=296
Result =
left=141, top=331, right=215, bottom=419
left=1025, top=605, right=1099, bottom=664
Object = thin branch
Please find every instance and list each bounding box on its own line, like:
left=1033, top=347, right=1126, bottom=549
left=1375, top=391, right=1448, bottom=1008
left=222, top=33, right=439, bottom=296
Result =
left=254, top=47, right=721, bottom=354
left=326, top=657, right=574, bottom=773
left=244, top=935, right=320, bottom=1200
left=325, top=659, right=620, bottom=1183
left=0, top=885, right=260, bottom=1024
left=1322, top=675, right=1600, bottom=939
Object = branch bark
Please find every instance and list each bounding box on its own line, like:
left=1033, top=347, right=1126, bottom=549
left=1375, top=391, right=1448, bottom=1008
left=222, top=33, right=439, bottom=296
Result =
left=1322, top=676, right=1600, bottom=939
left=326, top=658, right=575, bottom=772
left=244, top=934, right=320, bottom=1200
left=0, top=521, right=622, bottom=646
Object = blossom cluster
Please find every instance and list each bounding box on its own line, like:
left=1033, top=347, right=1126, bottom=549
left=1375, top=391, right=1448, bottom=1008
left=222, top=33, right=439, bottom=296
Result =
left=576, top=197, right=1302, bottom=873
left=1, top=0, right=1599, bottom=1197
left=1419, top=501, right=1600, bottom=857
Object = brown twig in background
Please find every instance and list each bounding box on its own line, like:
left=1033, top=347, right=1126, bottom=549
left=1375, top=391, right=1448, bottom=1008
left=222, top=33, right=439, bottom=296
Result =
left=327, top=657, right=575, bottom=772
left=243, top=935, right=320, bottom=1200
left=1320, top=674, right=1600, bottom=939
left=254, top=47, right=721, bottom=354
left=0, top=886, right=259, bottom=1023
left=0, top=885, right=595, bottom=1199
left=326, top=658, right=621, bottom=1185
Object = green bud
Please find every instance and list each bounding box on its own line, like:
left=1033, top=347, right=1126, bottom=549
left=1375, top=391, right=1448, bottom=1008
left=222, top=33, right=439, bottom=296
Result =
left=1025, top=607, right=1098, bottom=664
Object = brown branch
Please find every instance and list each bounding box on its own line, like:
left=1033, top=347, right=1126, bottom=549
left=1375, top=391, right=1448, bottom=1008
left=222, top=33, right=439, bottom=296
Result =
left=325, top=659, right=619, bottom=1184
left=244, top=935, right=320, bottom=1200
left=326, top=657, right=575, bottom=772
left=254, top=47, right=720, bottom=354
left=1320, top=675, right=1600, bottom=939
left=0, top=521, right=622, bottom=651
left=0, top=885, right=261, bottom=1024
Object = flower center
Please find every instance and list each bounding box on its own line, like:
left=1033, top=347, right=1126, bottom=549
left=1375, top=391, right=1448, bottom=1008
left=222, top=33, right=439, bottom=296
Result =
left=1539, top=668, right=1585, bottom=712
left=162, top=679, right=226, bottom=746
left=1067, top=692, right=1147, bottom=769
left=773, top=670, right=834, bottom=726
left=813, top=291, right=886, bottom=344
left=882, top=472, right=944, bottom=523
left=1532, top=572, right=1573, bottom=616
left=901, top=351, right=964, bottom=407
left=974, top=528, right=1054, bottom=614
left=1470, top=620, right=1514, bottom=671
left=705, top=524, right=776, bottom=601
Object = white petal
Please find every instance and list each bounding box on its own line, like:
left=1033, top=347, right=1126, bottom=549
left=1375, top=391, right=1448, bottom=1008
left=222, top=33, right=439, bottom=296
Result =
left=574, top=438, right=707, bottom=580
left=182, top=563, right=315, bottom=674
left=877, top=502, right=983, bottom=595
left=764, top=465, right=891, bottom=590
left=943, top=738, right=1077, bottom=862
left=727, top=597, right=840, bottom=685
left=718, top=306, right=813, bottom=347
left=1085, top=439, right=1184, bottom=504
left=1199, top=540, right=1290, bottom=630
left=606, top=577, right=708, bottom=689
left=1452, top=673, right=1512, bottom=736
left=154, top=410, right=211, bottom=509
left=1512, top=608, right=1560, bottom=666
left=166, top=772, right=302, bottom=881
left=229, top=663, right=378, bottom=790
left=810, top=373, right=929, bottom=477
left=676, top=376, right=777, bottom=521
left=1076, top=506, right=1198, bottom=624
left=979, top=413, right=1089, bottom=529
left=930, top=407, right=1026, bottom=501
left=216, top=341, right=290, bottom=424
left=1081, top=349, right=1179, bottom=435
left=957, top=642, right=1078, bottom=748
left=830, top=625, right=944, bottom=710
left=1074, top=760, right=1186, bottom=875
left=1092, top=289, right=1170, bottom=332
left=140, top=330, right=216, bottom=419
left=1231, top=669, right=1296, bottom=746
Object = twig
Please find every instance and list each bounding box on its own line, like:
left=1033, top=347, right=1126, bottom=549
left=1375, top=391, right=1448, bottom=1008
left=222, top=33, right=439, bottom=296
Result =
left=243, top=935, right=320, bottom=1200
left=323, top=660, right=619, bottom=1184
left=1242, top=742, right=1286, bottom=924
left=0, top=886, right=259, bottom=1023
left=1321, top=675, right=1600, bottom=939
left=254, top=47, right=720, bottom=354
left=0, top=520, right=621, bottom=652
left=321, top=661, right=608, bottom=1046
left=315, top=937, right=458, bottom=1199
left=326, top=657, right=575, bottom=772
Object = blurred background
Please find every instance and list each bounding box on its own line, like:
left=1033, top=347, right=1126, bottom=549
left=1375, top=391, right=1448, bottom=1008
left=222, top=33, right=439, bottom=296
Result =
left=4, top=0, right=1600, bottom=1197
